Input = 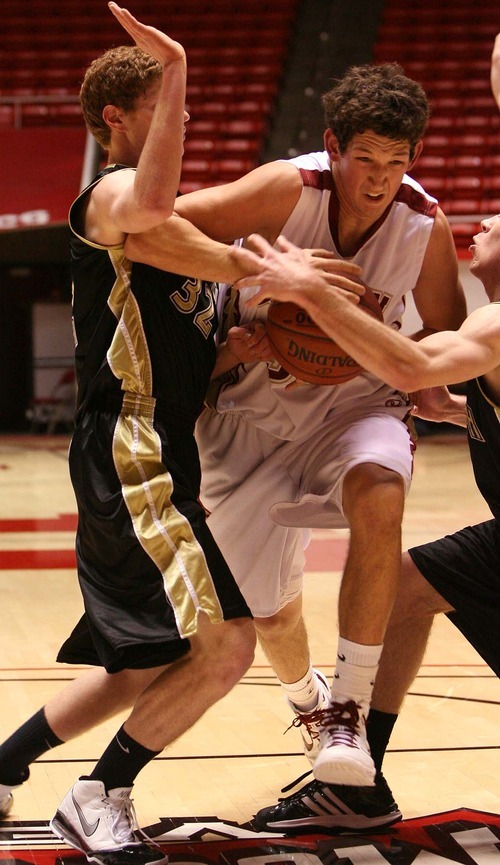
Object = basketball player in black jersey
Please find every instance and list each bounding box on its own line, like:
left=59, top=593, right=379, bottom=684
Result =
left=0, top=5, right=270, bottom=862
left=233, top=213, right=500, bottom=831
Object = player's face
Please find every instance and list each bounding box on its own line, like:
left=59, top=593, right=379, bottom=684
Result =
left=469, top=214, right=500, bottom=299
left=125, top=82, right=190, bottom=153
left=326, top=129, right=419, bottom=223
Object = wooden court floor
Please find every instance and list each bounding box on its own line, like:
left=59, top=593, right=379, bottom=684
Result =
left=0, top=430, right=498, bottom=834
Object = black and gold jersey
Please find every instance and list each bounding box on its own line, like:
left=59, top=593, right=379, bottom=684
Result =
left=69, top=165, right=218, bottom=429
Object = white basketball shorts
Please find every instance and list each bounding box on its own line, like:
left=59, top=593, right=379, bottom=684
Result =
left=196, top=402, right=414, bottom=617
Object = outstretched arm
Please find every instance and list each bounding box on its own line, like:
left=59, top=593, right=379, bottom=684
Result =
left=125, top=214, right=264, bottom=283
left=174, top=161, right=303, bottom=244
left=237, top=234, right=500, bottom=392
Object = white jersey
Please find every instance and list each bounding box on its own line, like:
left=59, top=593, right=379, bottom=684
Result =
left=197, top=151, right=433, bottom=614
left=209, top=150, right=437, bottom=441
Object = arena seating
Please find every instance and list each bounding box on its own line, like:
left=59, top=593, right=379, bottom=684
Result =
left=372, top=0, right=499, bottom=256
left=1, top=0, right=497, bottom=255
left=0, top=0, right=299, bottom=191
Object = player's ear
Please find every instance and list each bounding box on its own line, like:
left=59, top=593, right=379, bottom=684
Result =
left=324, top=129, right=341, bottom=162
left=102, top=104, right=126, bottom=134
left=408, top=140, right=423, bottom=170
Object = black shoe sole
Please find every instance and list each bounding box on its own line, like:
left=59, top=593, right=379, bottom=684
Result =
left=50, top=813, right=168, bottom=865
left=51, top=811, right=89, bottom=855
left=253, top=809, right=403, bottom=835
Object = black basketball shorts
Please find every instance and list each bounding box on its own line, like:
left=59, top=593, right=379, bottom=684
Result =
left=58, top=402, right=251, bottom=673
left=409, top=518, right=500, bottom=676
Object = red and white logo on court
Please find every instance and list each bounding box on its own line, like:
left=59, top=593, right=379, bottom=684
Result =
left=1, top=808, right=499, bottom=865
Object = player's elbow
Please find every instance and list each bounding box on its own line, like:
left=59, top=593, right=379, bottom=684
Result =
left=130, top=185, right=177, bottom=230
left=140, top=202, right=175, bottom=229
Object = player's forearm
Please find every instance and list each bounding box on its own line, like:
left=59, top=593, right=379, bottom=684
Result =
left=125, top=216, right=259, bottom=282
left=300, top=283, right=438, bottom=391
left=132, top=66, right=186, bottom=219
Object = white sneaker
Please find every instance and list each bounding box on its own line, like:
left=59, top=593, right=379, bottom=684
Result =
left=50, top=779, right=168, bottom=865
left=0, top=783, right=14, bottom=819
left=287, top=670, right=331, bottom=764
left=313, top=699, right=376, bottom=786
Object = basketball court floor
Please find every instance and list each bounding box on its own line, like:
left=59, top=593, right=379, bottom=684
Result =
left=0, top=430, right=498, bottom=864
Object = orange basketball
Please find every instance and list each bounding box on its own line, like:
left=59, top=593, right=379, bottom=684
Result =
left=266, top=285, right=383, bottom=385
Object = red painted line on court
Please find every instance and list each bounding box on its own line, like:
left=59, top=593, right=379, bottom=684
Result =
left=0, top=524, right=346, bottom=571
left=0, top=513, right=77, bottom=532
left=0, top=539, right=346, bottom=571
left=0, top=549, right=76, bottom=568
left=0, top=541, right=346, bottom=572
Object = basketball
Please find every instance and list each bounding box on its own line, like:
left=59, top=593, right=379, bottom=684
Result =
left=266, top=285, right=383, bottom=385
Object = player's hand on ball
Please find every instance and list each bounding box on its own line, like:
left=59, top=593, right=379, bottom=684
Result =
left=225, top=323, right=274, bottom=364
left=304, top=248, right=365, bottom=299
left=238, top=234, right=363, bottom=307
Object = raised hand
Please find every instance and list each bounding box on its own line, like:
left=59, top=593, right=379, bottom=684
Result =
left=108, top=2, right=185, bottom=66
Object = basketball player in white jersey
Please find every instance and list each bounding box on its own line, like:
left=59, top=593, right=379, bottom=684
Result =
left=236, top=213, right=500, bottom=831
left=125, top=62, right=466, bottom=821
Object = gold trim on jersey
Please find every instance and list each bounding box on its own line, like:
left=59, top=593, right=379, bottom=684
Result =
left=103, top=249, right=224, bottom=637
left=72, top=178, right=225, bottom=636
left=112, top=407, right=224, bottom=638
left=466, top=404, right=486, bottom=442
left=106, top=249, right=154, bottom=395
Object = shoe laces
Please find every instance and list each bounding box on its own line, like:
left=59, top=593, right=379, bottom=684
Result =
left=285, top=706, right=327, bottom=740
left=280, top=769, right=313, bottom=795
left=320, top=699, right=363, bottom=746
left=106, top=792, right=141, bottom=846
left=106, top=791, right=163, bottom=853
left=277, top=773, right=331, bottom=805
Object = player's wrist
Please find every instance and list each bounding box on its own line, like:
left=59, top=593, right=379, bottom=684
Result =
left=300, top=281, right=335, bottom=317
left=223, top=341, right=243, bottom=364
left=161, top=51, right=187, bottom=69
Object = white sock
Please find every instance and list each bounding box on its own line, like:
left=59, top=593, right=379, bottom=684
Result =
left=280, top=663, right=322, bottom=712
left=331, top=637, right=383, bottom=715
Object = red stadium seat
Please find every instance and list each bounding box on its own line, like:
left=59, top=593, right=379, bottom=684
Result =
left=0, top=105, right=14, bottom=127
left=374, top=0, right=498, bottom=249
left=1, top=0, right=300, bottom=189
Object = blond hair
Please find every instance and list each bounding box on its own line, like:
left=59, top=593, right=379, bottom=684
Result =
left=80, top=45, right=162, bottom=148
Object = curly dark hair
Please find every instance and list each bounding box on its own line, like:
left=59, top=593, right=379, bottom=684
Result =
left=322, top=63, right=430, bottom=158
left=80, top=45, right=162, bottom=148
